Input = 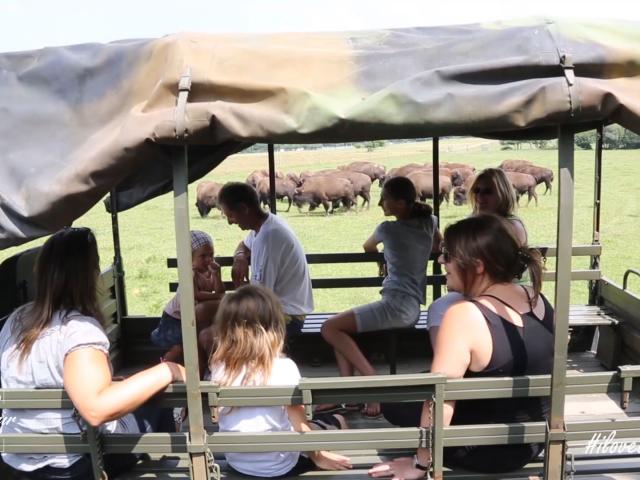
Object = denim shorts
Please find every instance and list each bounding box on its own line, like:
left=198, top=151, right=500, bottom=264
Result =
left=353, top=290, right=420, bottom=333
left=150, top=311, right=182, bottom=348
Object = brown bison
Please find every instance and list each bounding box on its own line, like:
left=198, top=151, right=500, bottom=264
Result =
left=441, top=161, right=476, bottom=172
left=245, top=169, right=284, bottom=188
left=406, top=171, right=453, bottom=206
left=293, top=176, right=356, bottom=214
left=499, top=160, right=554, bottom=194
left=452, top=175, right=477, bottom=206
left=504, top=171, right=538, bottom=206
left=195, top=181, right=223, bottom=217
left=381, top=164, right=428, bottom=186
left=338, top=161, right=386, bottom=182
left=255, top=177, right=297, bottom=212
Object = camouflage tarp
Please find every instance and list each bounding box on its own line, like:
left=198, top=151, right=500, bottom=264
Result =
left=1, top=18, right=639, bottom=247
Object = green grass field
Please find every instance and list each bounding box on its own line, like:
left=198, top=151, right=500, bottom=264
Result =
left=2, top=139, right=639, bottom=315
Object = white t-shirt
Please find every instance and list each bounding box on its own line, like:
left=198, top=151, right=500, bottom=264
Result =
left=210, top=357, right=301, bottom=477
left=0, top=307, right=139, bottom=472
left=244, top=214, right=313, bottom=315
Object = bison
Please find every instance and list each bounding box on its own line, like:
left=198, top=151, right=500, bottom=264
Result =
left=441, top=161, right=476, bottom=172
left=406, top=171, right=453, bottom=206
left=504, top=171, right=538, bottom=206
left=255, top=177, right=297, bottom=212
left=245, top=169, right=284, bottom=188
left=452, top=175, right=477, bottom=206
left=195, top=181, right=223, bottom=218
left=499, top=160, right=554, bottom=194
left=293, top=175, right=356, bottom=215
left=338, top=161, right=386, bottom=182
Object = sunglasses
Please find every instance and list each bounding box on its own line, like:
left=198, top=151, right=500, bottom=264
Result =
left=440, top=247, right=453, bottom=263
left=472, top=187, right=494, bottom=195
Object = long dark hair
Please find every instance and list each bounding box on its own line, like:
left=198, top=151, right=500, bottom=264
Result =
left=383, top=176, right=433, bottom=219
left=12, top=227, right=103, bottom=362
left=443, top=214, right=543, bottom=303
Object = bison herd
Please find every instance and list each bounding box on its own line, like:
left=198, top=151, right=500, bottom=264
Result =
left=195, top=159, right=554, bottom=217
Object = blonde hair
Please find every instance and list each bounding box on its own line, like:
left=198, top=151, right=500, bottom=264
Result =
left=210, top=285, right=286, bottom=386
left=469, top=168, right=517, bottom=217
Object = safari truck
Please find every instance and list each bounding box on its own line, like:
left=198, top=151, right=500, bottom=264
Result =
left=1, top=17, right=640, bottom=480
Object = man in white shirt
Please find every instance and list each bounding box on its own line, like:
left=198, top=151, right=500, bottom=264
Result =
left=218, top=182, right=314, bottom=339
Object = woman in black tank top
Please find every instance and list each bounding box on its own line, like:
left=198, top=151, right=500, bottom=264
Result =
left=370, top=214, right=553, bottom=478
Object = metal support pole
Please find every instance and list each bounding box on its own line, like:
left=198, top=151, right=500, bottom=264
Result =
left=268, top=144, right=277, bottom=214
left=174, top=69, right=211, bottom=480
left=109, top=190, right=128, bottom=318
left=432, top=137, right=442, bottom=300
left=589, top=125, right=603, bottom=305
left=544, top=126, right=574, bottom=480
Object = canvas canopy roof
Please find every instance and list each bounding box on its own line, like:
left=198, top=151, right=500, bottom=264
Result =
left=1, top=17, right=640, bottom=248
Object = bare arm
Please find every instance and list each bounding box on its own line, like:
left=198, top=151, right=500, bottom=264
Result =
left=362, top=233, right=380, bottom=253
left=287, top=405, right=352, bottom=470
left=64, top=348, right=185, bottom=427
left=363, top=233, right=384, bottom=275
left=370, top=302, right=477, bottom=479
left=231, top=241, right=251, bottom=287
left=509, top=217, right=528, bottom=246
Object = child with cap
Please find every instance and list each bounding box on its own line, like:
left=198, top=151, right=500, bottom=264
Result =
left=151, top=230, right=225, bottom=370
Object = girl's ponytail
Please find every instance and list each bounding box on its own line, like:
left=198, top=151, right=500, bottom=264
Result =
left=515, top=247, right=543, bottom=306
left=409, top=201, right=433, bottom=219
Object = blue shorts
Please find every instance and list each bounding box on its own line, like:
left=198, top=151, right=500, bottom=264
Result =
left=151, top=311, right=182, bottom=348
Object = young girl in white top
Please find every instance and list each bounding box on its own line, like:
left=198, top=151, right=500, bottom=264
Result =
left=209, top=285, right=352, bottom=477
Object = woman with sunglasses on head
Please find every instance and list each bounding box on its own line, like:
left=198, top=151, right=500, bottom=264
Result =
left=370, top=214, right=552, bottom=477
left=426, top=168, right=528, bottom=346
left=0, top=228, right=186, bottom=480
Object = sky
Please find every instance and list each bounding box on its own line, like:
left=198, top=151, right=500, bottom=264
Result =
left=1, top=0, right=640, bottom=53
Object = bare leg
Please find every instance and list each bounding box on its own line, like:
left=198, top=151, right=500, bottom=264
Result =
left=321, top=311, right=380, bottom=416
left=321, top=311, right=376, bottom=377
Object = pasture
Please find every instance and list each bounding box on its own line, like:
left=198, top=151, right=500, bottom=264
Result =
left=2, top=139, right=639, bottom=315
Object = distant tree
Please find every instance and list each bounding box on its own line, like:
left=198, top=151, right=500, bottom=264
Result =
left=531, top=140, right=550, bottom=149
left=575, top=131, right=597, bottom=150
left=500, top=140, right=521, bottom=150
left=363, top=140, right=387, bottom=152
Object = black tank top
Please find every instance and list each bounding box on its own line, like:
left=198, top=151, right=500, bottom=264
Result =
left=450, top=288, right=554, bottom=426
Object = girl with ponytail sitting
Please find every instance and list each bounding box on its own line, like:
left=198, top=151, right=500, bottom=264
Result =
left=321, top=176, right=442, bottom=418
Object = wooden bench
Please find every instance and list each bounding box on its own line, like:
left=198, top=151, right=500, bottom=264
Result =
left=163, top=244, right=619, bottom=373
left=4, top=367, right=640, bottom=480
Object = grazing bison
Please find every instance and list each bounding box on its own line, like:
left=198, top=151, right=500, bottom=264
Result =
left=406, top=171, right=453, bottom=206
left=452, top=175, right=477, bottom=206
left=255, top=177, right=297, bottom=212
left=504, top=171, right=538, bottom=206
left=499, top=160, right=554, bottom=194
left=195, top=181, right=223, bottom=217
left=293, top=175, right=356, bottom=214
left=449, top=167, right=475, bottom=187
left=338, top=161, right=386, bottom=182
